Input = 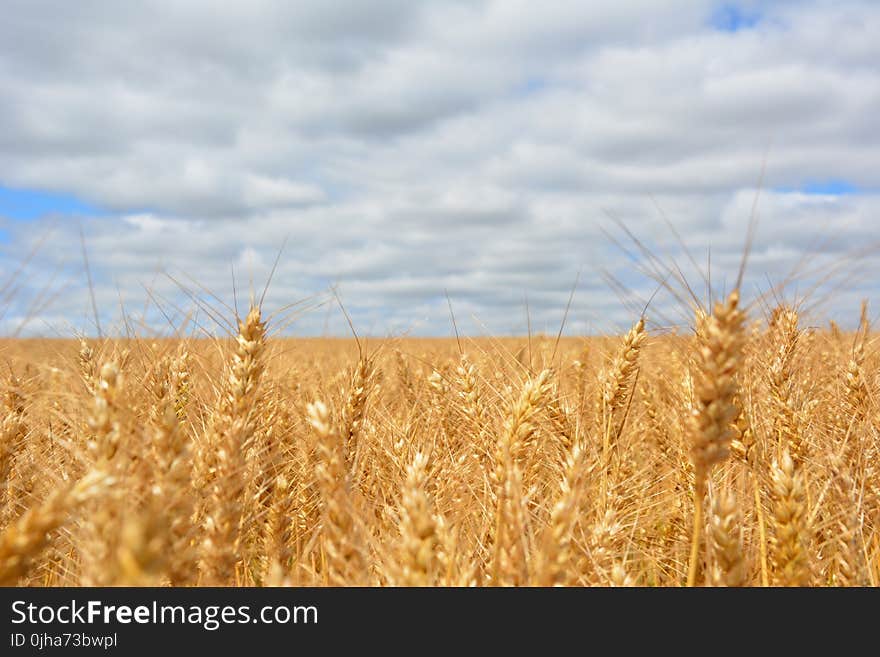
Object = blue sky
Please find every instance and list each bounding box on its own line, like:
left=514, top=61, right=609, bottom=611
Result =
left=0, top=185, right=102, bottom=221
left=772, top=180, right=863, bottom=196
left=710, top=3, right=762, bottom=32
left=801, top=180, right=861, bottom=195
left=0, top=185, right=103, bottom=245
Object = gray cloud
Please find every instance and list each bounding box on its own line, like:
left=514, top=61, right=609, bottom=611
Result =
left=1, top=1, right=879, bottom=337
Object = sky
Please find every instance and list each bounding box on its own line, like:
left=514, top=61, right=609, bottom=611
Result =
left=1, top=0, right=879, bottom=337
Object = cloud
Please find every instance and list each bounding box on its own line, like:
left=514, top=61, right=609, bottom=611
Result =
left=1, top=1, right=879, bottom=336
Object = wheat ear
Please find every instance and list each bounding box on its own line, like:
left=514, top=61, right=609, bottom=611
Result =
left=199, top=305, right=266, bottom=585
left=491, top=369, right=552, bottom=586
left=769, top=450, right=811, bottom=586
left=0, top=470, right=110, bottom=585
left=686, top=291, right=745, bottom=586
left=709, top=489, right=746, bottom=586
left=308, top=400, right=368, bottom=586
left=397, top=452, right=438, bottom=586
left=534, top=442, right=587, bottom=586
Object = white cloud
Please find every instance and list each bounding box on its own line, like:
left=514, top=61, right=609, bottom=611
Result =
left=1, top=0, right=879, bottom=336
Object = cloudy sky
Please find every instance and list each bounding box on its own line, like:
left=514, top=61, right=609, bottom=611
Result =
left=1, top=0, right=879, bottom=337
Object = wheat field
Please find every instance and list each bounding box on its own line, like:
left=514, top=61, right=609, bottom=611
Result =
left=0, top=294, right=878, bottom=587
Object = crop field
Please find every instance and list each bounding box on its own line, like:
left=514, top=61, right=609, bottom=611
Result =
left=0, top=295, right=877, bottom=587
